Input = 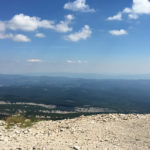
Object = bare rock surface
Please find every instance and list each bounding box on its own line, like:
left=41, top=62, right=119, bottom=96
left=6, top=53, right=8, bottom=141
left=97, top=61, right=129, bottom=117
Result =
left=0, top=114, right=150, bottom=150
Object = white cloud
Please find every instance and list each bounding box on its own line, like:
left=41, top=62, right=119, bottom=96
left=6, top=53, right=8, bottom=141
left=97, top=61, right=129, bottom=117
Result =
left=35, top=33, right=45, bottom=38
left=0, top=13, right=73, bottom=33
left=0, top=33, right=30, bottom=42
left=109, top=29, right=128, bottom=36
left=65, top=25, right=92, bottom=42
left=66, top=60, right=88, bottom=64
left=110, top=0, right=150, bottom=20
left=54, top=14, right=74, bottom=33
left=123, top=8, right=132, bottom=13
left=0, top=22, right=6, bottom=32
left=55, top=22, right=73, bottom=32
left=107, top=12, right=122, bottom=21
left=132, top=0, right=150, bottom=14
left=64, top=0, right=95, bottom=13
left=27, top=59, right=42, bottom=63
left=65, top=14, right=74, bottom=21
left=128, top=13, right=139, bottom=19
left=123, top=0, right=150, bottom=19
left=66, top=60, right=75, bottom=64
left=8, top=14, right=54, bottom=31
left=6, top=13, right=74, bottom=33
left=0, top=33, right=13, bottom=39
left=0, top=14, right=74, bottom=42
left=12, top=34, right=31, bottom=42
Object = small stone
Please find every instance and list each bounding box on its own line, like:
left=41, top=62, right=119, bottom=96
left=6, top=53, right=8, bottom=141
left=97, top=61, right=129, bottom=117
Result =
left=0, top=137, right=4, bottom=141
left=73, top=145, right=80, bottom=150
left=15, top=130, right=20, bottom=134
left=23, top=130, right=28, bottom=134
left=32, top=146, right=36, bottom=150
left=60, top=128, right=64, bottom=132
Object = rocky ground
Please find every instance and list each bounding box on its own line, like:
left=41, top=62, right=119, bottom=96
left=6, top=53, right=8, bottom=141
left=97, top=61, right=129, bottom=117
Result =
left=0, top=114, right=150, bottom=150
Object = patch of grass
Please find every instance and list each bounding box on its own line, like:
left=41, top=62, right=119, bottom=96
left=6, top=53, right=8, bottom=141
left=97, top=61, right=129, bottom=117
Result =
left=5, top=115, right=38, bottom=129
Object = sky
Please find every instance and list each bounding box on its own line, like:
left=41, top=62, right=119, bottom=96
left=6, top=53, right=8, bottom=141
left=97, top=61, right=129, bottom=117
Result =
left=0, top=0, right=150, bottom=74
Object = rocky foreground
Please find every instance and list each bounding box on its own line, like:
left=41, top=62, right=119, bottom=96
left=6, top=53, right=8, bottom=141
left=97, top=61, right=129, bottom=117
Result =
left=0, top=114, right=150, bottom=150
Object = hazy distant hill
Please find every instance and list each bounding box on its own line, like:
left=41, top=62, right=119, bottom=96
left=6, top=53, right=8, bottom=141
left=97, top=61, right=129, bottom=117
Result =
left=0, top=74, right=150, bottom=114
left=26, top=72, right=150, bottom=80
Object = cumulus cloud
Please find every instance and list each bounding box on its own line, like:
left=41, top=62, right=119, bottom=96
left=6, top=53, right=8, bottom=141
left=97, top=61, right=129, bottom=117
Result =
left=55, top=22, right=72, bottom=32
left=123, top=8, right=132, bottom=14
left=35, top=33, right=45, bottom=38
left=7, top=14, right=54, bottom=31
left=0, top=22, right=6, bottom=32
left=107, top=12, right=122, bottom=21
left=131, top=0, right=150, bottom=14
left=0, top=33, right=30, bottom=42
left=109, top=0, right=150, bottom=20
left=65, top=14, right=74, bottom=20
left=12, top=34, right=31, bottom=42
left=54, top=14, right=74, bottom=33
left=27, top=59, right=42, bottom=63
left=6, top=14, right=74, bottom=33
left=64, top=0, right=95, bottom=13
left=65, top=25, right=92, bottom=42
left=66, top=60, right=88, bottom=64
left=123, top=0, right=150, bottom=19
left=0, top=14, right=74, bottom=42
left=128, top=13, right=139, bottom=19
left=0, top=33, right=13, bottom=39
left=109, top=29, right=128, bottom=36
left=6, top=13, right=74, bottom=33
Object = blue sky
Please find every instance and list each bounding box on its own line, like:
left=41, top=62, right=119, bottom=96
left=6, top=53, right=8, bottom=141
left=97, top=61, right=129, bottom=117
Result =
left=0, top=0, right=150, bottom=74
